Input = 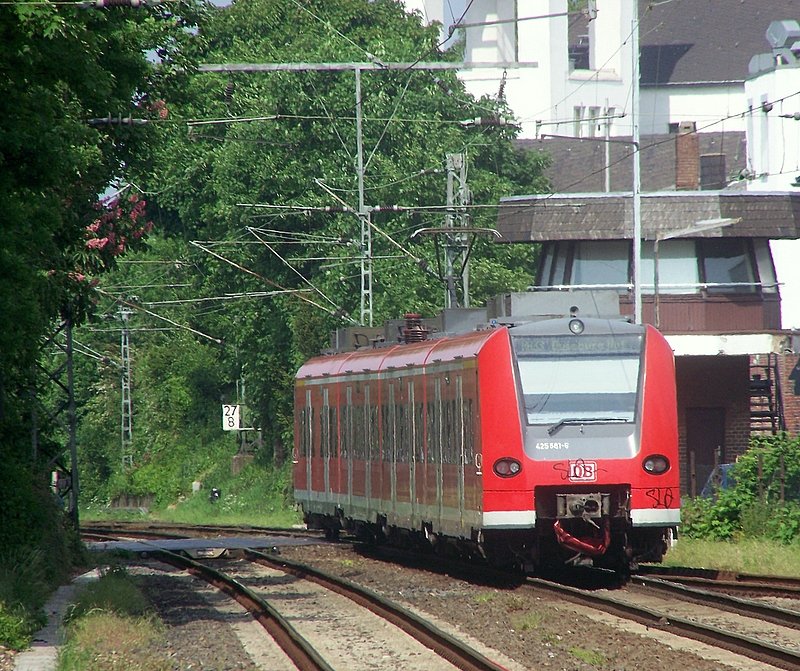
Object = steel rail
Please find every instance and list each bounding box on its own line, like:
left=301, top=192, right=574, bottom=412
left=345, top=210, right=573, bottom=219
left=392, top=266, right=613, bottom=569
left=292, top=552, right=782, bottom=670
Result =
left=81, top=519, right=323, bottom=539
left=153, top=549, right=334, bottom=671
left=630, top=574, right=800, bottom=630
left=244, top=548, right=510, bottom=671
left=639, top=565, right=800, bottom=590
left=527, top=576, right=800, bottom=671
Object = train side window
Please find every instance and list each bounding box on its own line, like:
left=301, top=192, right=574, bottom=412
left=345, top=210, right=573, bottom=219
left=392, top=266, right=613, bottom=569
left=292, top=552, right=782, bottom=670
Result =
left=463, top=399, right=474, bottom=462
left=306, top=390, right=314, bottom=458
left=369, top=404, right=379, bottom=462
left=365, top=385, right=373, bottom=461
left=353, top=387, right=365, bottom=460
left=442, top=398, right=456, bottom=464
left=400, top=403, right=409, bottom=462
left=297, top=408, right=304, bottom=457
left=381, top=403, right=389, bottom=462
left=343, top=387, right=352, bottom=459
left=329, top=405, right=338, bottom=459
left=426, top=401, right=436, bottom=463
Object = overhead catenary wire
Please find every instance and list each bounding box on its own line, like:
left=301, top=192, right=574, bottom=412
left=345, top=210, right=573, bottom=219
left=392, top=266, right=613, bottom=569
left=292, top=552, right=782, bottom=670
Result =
left=246, top=226, right=342, bottom=311
left=499, top=87, right=800, bottom=221
left=190, top=240, right=355, bottom=323
left=94, top=288, right=224, bottom=344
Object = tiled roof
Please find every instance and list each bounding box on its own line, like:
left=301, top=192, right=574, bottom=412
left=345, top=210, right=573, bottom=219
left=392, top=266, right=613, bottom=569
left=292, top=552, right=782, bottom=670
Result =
left=569, top=0, right=800, bottom=85
left=518, top=132, right=747, bottom=193
left=495, top=191, right=800, bottom=242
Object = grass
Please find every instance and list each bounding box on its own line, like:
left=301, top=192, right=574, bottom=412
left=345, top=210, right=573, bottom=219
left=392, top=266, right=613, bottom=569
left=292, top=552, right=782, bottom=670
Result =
left=58, top=565, right=167, bottom=671
left=660, top=536, right=800, bottom=575
left=58, top=612, right=167, bottom=671
left=0, top=548, right=57, bottom=649
left=569, top=646, right=607, bottom=666
left=81, top=462, right=302, bottom=528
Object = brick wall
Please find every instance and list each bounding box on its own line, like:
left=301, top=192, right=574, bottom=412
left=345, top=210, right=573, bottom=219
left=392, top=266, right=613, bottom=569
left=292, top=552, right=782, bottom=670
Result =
left=778, top=354, right=800, bottom=434
left=675, top=121, right=699, bottom=190
left=675, top=355, right=750, bottom=494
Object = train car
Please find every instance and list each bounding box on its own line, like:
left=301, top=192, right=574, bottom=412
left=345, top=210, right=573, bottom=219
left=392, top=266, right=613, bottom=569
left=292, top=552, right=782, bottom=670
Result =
left=293, top=315, right=679, bottom=572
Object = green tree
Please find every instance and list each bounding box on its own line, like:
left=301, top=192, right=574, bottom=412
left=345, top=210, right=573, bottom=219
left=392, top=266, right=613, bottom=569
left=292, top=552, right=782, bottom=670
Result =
left=0, top=0, right=205, bottom=565
left=123, top=0, right=549, bottom=467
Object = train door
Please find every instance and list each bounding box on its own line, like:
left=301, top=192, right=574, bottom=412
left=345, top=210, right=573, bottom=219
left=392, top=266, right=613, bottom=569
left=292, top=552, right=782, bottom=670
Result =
left=365, top=384, right=373, bottom=520
left=409, top=380, right=417, bottom=526
left=414, top=377, right=426, bottom=529
left=322, top=387, right=331, bottom=500
left=435, top=376, right=443, bottom=527
left=345, top=386, right=353, bottom=511
left=462, top=366, right=481, bottom=523
left=456, top=375, right=465, bottom=532
left=686, top=407, right=725, bottom=496
left=388, top=383, right=397, bottom=519
left=305, top=389, right=312, bottom=497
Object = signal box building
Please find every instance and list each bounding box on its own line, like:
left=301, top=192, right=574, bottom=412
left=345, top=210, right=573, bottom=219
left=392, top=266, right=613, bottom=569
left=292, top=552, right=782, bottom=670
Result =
left=494, top=190, right=800, bottom=495
left=488, top=10, right=800, bottom=496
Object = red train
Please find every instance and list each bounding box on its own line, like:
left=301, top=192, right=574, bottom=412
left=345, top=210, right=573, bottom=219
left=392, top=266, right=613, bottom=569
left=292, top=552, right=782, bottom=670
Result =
left=293, top=315, right=679, bottom=572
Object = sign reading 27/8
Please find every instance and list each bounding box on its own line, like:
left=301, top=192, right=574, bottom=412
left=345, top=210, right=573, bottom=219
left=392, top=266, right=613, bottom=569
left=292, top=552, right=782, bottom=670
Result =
left=222, top=404, right=240, bottom=431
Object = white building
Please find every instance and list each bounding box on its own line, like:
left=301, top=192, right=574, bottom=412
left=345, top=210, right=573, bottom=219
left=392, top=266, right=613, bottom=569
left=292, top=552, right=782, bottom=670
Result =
left=404, top=1, right=800, bottom=328
left=403, top=1, right=797, bottom=140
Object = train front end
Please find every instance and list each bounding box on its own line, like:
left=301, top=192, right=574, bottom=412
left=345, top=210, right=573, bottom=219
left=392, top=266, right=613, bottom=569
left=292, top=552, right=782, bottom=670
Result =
left=510, top=317, right=679, bottom=571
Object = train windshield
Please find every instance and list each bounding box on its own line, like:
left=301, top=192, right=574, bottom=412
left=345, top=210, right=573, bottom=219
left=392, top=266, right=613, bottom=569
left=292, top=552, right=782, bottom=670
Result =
left=512, top=333, right=643, bottom=425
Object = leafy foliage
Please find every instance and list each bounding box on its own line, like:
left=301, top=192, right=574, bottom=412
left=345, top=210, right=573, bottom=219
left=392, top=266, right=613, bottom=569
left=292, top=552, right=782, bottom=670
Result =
left=115, top=0, right=549, bottom=475
left=0, top=0, right=207, bottom=644
left=681, top=434, right=800, bottom=542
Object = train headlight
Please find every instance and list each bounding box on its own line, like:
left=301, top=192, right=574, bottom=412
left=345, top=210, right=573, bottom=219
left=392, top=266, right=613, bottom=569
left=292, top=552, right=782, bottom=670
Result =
left=568, top=318, right=585, bottom=335
left=643, top=455, right=670, bottom=474
left=493, top=458, right=522, bottom=478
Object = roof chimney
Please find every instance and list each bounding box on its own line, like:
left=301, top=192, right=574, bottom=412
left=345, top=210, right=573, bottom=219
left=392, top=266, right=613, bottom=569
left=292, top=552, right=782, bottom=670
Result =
left=675, top=121, right=699, bottom=190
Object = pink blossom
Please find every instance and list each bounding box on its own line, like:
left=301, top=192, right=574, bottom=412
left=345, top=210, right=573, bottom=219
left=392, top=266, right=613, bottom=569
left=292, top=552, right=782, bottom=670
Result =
left=86, top=238, right=110, bottom=250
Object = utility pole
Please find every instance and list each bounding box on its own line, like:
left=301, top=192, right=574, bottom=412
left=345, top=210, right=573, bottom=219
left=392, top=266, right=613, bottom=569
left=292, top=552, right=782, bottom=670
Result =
left=33, top=318, right=79, bottom=527
left=632, top=2, right=642, bottom=324
left=444, top=153, right=471, bottom=308
left=119, top=307, right=133, bottom=467
left=354, top=67, right=373, bottom=327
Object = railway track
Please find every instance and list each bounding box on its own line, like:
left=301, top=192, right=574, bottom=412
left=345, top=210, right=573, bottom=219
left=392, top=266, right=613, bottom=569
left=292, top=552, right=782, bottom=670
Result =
left=85, top=527, right=509, bottom=671
left=527, top=574, right=800, bottom=670
left=83, top=523, right=800, bottom=669
left=81, top=519, right=322, bottom=539
left=639, top=565, right=800, bottom=599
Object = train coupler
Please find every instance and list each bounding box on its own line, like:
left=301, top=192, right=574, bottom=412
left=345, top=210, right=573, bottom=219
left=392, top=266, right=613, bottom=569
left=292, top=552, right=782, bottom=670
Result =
left=552, top=517, right=611, bottom=557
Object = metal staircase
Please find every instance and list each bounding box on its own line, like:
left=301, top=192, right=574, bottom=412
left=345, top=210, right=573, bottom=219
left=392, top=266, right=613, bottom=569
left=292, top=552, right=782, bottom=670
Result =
left=750, top=354, right=786, bottom=435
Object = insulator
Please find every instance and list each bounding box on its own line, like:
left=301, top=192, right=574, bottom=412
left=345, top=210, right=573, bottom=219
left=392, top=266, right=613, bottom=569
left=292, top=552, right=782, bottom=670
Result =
left=400, top=313, right=429, bottom=343
left=224, top=80, right=235, bottom=104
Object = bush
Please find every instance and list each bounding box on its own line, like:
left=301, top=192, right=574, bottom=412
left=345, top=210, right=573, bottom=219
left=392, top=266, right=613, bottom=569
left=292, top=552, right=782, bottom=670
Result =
left=682, top=434, right=800, bottom=543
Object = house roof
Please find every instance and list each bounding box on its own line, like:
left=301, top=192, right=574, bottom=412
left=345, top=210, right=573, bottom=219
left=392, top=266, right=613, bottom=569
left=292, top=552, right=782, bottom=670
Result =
left=570, top=0, right=800, bottom=85
left=517, top=131, right=747, bottom=193
left=495, top=191, right=800, bottom=242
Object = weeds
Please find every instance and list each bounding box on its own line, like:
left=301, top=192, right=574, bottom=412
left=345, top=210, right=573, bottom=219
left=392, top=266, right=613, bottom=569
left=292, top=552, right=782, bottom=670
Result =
left=569, top=646, right=607, bottom=666
left=58, top=564, right=167, bottom=671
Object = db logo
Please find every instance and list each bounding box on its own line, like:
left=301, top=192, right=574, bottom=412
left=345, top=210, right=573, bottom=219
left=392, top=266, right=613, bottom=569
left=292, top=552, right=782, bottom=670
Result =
left=568, top=460, right=597, bottom=482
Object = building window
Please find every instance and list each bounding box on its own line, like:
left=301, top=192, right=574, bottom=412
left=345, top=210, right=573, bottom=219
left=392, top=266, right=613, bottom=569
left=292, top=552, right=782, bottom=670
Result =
left=699, top=238, right=757, bottom=293
left=641, top=240, right=700, bottom=294
left=573, top=106, right=584, bottom=138
left=537, top=239, right=762, bottom=295
left=571, top=240, right=630, bottom=292
left=587, top=106, right=601, bottom=137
